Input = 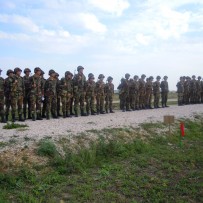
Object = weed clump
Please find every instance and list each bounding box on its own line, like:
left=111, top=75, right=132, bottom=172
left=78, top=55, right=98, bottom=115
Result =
left=3, top=122, right=28, bottom=130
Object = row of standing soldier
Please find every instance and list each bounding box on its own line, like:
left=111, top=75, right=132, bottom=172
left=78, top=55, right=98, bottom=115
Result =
left=176, top=75, right=203, bottom=106
left=117, top=74, right=169, bottom=112
left=0, top=66, right=115, bottom=123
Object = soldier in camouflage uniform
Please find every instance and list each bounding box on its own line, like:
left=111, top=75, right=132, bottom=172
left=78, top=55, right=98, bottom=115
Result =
left=41, top=70, right=47, bottom=118
left=190, top=75, right=196, bottom=104
left=73, top=66, right=87, bottom=117
left=29, top=67, right=43, bottom=121
left=160, top=76, right=169, bottom=107
left=138, top=74, right=146, bottom=109
left=96, top=74, right=106, bottom=114
left=23, top=68, right=31, bottom=119
left=129, top=78, right=136, bottom=110
left=145, top=76, right=153, bottom=109
left=183, top=76, right=190, bottom=104
left=0, top=69, right=6, bottom=123
left=85, top=73, right=96, bottom=116
left=124, top=73, right=131, bottom=111
left=55, top=73, right=62, bottom=117
left=44, top=69, right=58, bottom=119
left=9, top=68, right=25, bottom=122
left=104, top=76, right=114, bottom=113
left=176, top=77, right=184, bottom=106
left=201, top=78, right=203, bottom=103
left=153, top=76, right=161, bottom=108
left=60, top=71, right=73, bottom=118
left=196, top=76, right=201, bottom=103
left=133, top=75, right=139, bottom=110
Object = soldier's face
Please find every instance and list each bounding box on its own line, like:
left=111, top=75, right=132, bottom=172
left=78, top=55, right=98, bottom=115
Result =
left=25, top=71, right=30, bottom=76
left=17, top=71, right=22, bottom=76
left=79, top=69, right=83, bottom=74
left=109, top=79, right=113, bottom=84
left=36, top=70, right=41, bottom=76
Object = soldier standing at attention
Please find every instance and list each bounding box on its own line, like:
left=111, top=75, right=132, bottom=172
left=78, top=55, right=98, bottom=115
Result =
left=9, top=67, right=25, bottom=122
left=85, top=73, right=96, bottom=116
left=129, top=78, right=136, bottom=110
left=44, top=69, right=58, bottom=119
left=41, top=70, right=47, bottom=118
left=196, top=76, right=201, bottom=103
left=60, top=71, right=73, bottom=118
left=104, top=76, right=115, bottom=113
left=201, top=78, right=203, bottom=103
left=133, top=75, right=139, bottom=110
left=96, top=74, right=106, bottom=114
left=23, top=68, right=31, bottom=119
left=183, top=76, right=190, bottom=105
left=160, top=76, right=169, bottom=108
left=55, top=73, right=62, bottom=117
left=0, top=69, right=6, bottom=123
left=145, top=76, right=153, bottom=109
left=73, top=66, right=87, bottom=117
left=138, top=74, right=146, bottom=109
left=190, top=75, right=196, bottom=104
left=29, top=67, right=43, bottom=121
left=176, top=77, right=184, bottom=106
left=117, top=78, right=128, bottom=112
left=124, top=73, right=131, bottom=111
left=153, top=76, right=161, bottom=108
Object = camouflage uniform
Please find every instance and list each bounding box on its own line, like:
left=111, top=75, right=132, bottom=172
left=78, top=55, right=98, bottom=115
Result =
left=41, top=71, right=47, bottom=118
left=29, top=67, right=44, bottom=121
left=73, top=66, right=87, bottom=117
left=60, top=71, right=73, bottom=118
left=0, top=70, right=6, bottom=123
left=133, top=76, right=139, bottom=110
left=190, top=76, right=196, bottom=104
left=160, top=76, right=169, bottom=107
left=176, top=77, right=184, bottom=106
left=153, top=76, right=161, bottom=108
left=44, top=70, right=57, bottom=119
left=201, top=80, right=203, bottom=103
left=196, top=76, right=201, bottom=103
left=104, top=76, right=114, bottom=113
left=85, top=73, right=96, bottom=115
left=9, top=68, right=25, bottom=122
left=23, top=68, right=31, bottom=119
left=145, top=77, right=153, bottom=109
left=138, top=74, right=146, bottom=109
left=96, top=74, right=106, bottom=114
left=183, top=77, right=190, bottom=104
left=55, top=73, right=62, bottom=117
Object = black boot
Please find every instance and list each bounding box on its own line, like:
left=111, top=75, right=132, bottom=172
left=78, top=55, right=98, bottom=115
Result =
left=91, top=110, right=96, bottom=115
left=105, top=109, right=109, bottom=114
left=57, top=110, right=62, bottom=117
left=110, top=109, right=115, bottom=113
left=53, top=113, right=58, bottom=119
left=28, top=112, right=32, bottom=119
left=63, top=112, right=66, bottom=118
left=12, top=114, right=16, bottom=122
left=32, top=113, right=36, bottom=121
left=1, top=115, right=6, bottom=123
left=19, top=114, right=25, bottom=122
left=37, top=113, right=43, bottom=120
left=24, top=112, right=27, bottom=120
left=75, top=110, right=79, bottom=117
left=70, top=109, right=75, bottom=116
left=97, top=110, right=100, bottom=115
left=46, top=113, right=50, bottom=120
left=5, top=114, right=9, bottom=122
left=81, top=110, right=87, bottom=116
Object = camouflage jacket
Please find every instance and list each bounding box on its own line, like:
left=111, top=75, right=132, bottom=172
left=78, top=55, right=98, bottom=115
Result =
left=60, top=77, right=73, bottom=95
left=139, top=79, right=145, bottom=92
left=201, top=81, right=203, bottom=92
left=4, top=77, right=10, bottom=98
left=117, top=79, right=129, bottom=95
left=145, top=81, right=153, bottom=93
left=23, top=75, right=31, bottom=93
left=160, top=81, right=169, bottom=93
left=184, top=81, right=190, bottom=93
left=190, top=79, right=196, bottom=92
left=0, top=77, right=4, bottom=96
left=196, top=80, right=201, bottom=92
left=9, top=75, right=24, bottom=95
left=73, top=73, right=86, bottom=93
left=104, top=83, right=114, bottom=96
left=96, top=80, right=105, bottom=95
left=176, top=81, right=184, bottom=93
left=29, top=75, right=44, bottom=96
left=44, top=77, right=57, bottom=96
left=85, top=80, right=96, bottom=96
left=153, top=81, right=160, bottom=94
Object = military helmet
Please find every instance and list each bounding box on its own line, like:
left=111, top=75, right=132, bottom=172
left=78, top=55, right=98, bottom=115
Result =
left=121, top=78, right=125, bottom=82
left=88, top=73, right=94, bottom=78
left=107, top=76, right=113, bottom=81
left=7, top=69, right=14, bottom=75
left=98, top=74, right=105, bottom=79
left=49, top=69, right=55, bottom=75
left=14, top=67, right=22, bottom=74
left=133, top=75, right=138, bottom=79
left=77, top=66, right=84, bottom=72
left=24, top=68, right=31, bottom=74
left=34, top=67, right=41, bottom=73
left=192, top=75, right=196, bottom=78
left=198, top=76, right=201, bottom=79
left=141, top=74, right=146, bottom=78
left=125, top=73, right=130, bottom=78
left=164, top=76, right=168, bottom=79
left=156, top=76, right=161, bottom=79
left=65, top=71, right=73, bottom=76
left=149, top=76, right=154, bottom=80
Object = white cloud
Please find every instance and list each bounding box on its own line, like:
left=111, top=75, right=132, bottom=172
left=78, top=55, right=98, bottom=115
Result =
left=79, top=13, right=107, bottom=33
left=136, top=33, right=151, bottom=45
left=88, top=0, right=129, bottom=16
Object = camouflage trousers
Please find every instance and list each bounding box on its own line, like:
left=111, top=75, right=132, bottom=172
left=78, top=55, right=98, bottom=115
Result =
left=161, top=92, right=168, bottom=106
left=105, top=95, right=113, bottom=111
left=74, top=91, right=85, bottom=113
left=196, top=91, right=201, bottom=103
left=139, top=91, right=145, bottom=108
left=85, top=93, right=95, bottom=113
left=201, top=92, right=203, bottom=103
left=153, top=92, right=160, bottom=108
left=0, top=92, right=5, bottom=115
left=10, top=92, right=23, bottom=114
left=57, top=95, right=61, bottom=113
left=61, top=93, right=72, bottom=114
left=5, top=96, right=11, bottom=116
left=183, top=91, right=190, bottom=104
left=30, top=94, right=42, bottom=114
left=96, top=93, right=105, bottom=112
left=145, top=91, right=152, bottom=108
left=42, top=98, right=47, bottom=116
left=119, top=93, right=128, bottom=110
left=190, top=91, right=196, bottom=103
left=46, top=95, right=57, bottom=115
left=178, top=93, right=184, bottom=105
left=129, top=92, right=137, bottom=110
left=23, top=91, right=31, bottom=115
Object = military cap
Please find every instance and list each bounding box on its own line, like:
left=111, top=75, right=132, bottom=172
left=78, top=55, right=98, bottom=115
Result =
left=34, top=67, right=41, bottom=73
left=65, top=71, right=73, bottom=76
left=156, top=76, right=161, bottom=79
left=125, top=73, right=130, bottom=78
left=24, top=68, right=31, bottom=74
left=49, top=69, right=55, bottom=75
left=192, top=75, right=196, bottom=78
left=77, top=66, right=84, bottom=71
left=7, top=69, right=14, bottom=75
left=107, top=76, right=113, bottom=81
left=14, top=67, right=22, bottom=74
left=88, top=73, right=94, bottom=78
left=133, top=75, right=138, bottom=79
left=163, top=76, right=168, bottom=79
left=98, top=74, right=105, bottom=79
left=198, top=76, right=201, bottom=79
left=141, top=74, right=146, bottom=78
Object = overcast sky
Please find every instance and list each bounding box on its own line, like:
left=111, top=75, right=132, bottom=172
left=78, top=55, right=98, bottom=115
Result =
left=0, top=0, right=203, bottom=90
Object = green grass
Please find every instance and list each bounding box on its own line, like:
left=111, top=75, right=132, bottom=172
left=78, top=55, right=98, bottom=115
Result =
left=3, top=122, right=28, bottom=129
left=0, top=116, right=202, bottom=202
